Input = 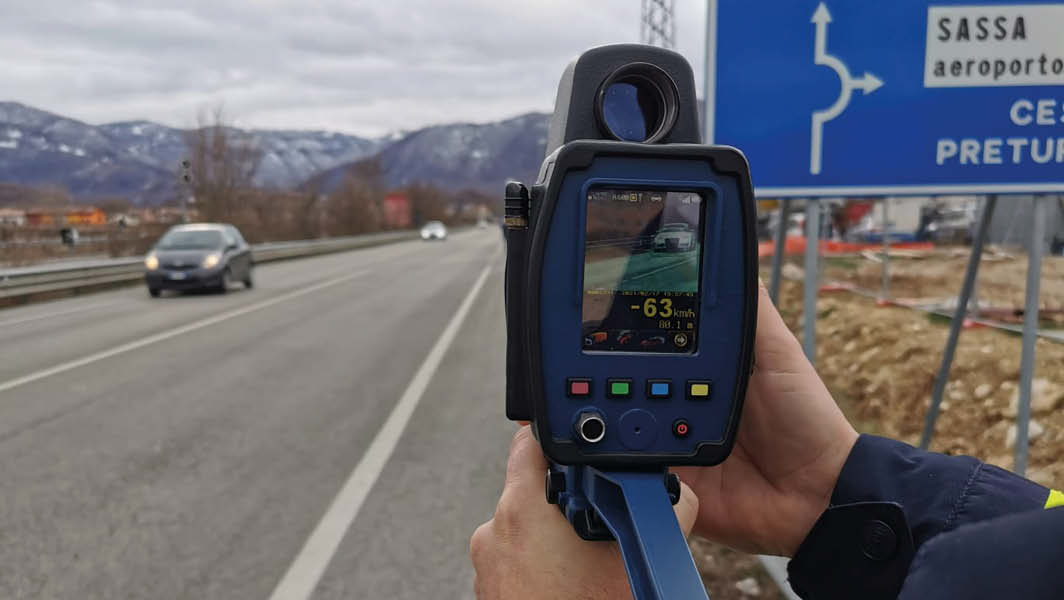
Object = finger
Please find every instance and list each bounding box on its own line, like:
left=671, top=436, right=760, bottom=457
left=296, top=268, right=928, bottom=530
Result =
left=470, top=520, right=493, bottom=565
left=754, top=277, right=812, bottom=374
left=503, top=425, right=549, bottom=500
left=674, top=481, right=700, bottom=537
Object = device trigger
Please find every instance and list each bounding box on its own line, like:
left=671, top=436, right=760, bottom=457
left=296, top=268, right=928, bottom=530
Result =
left=546, top=467, right=566, bottom=504
left=666, top=473, right=681, bottom=505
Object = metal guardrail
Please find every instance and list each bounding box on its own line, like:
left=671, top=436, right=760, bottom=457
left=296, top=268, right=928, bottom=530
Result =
left=0, top=235, right=109, bottom=249
left=0, top=230, right=419, bottom=302
left=586, top=235, right=654, bottom=250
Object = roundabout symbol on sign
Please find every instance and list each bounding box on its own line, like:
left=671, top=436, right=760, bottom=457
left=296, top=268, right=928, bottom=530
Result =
left=809, top=2, right=885, bottom=175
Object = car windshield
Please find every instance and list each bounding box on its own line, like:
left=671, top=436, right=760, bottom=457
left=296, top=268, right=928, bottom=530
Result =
left=156, top=230, right=223, bottom=250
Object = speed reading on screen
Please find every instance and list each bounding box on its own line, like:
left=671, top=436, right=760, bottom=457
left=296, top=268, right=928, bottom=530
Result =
left=581, top=188, right=706, bottom=354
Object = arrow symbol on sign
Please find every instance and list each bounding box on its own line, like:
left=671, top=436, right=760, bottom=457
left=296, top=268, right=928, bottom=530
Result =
left=810, top=2, right=884, bottom=175
left=853, top=73, right=884, bottom=94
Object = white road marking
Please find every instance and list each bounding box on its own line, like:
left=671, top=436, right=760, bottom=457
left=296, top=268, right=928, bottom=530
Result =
left=268, top=258, right=495, bottom=600
left=759, top=556, right=801, bottom=600
left=0, top=270, right=369, bottom=395
left=0, top=301, right=118, bottom=328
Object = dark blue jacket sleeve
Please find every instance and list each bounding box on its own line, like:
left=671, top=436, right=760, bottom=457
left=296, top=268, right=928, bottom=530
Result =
left=898, top=506, right=1064, bottom=599
left=786, top=434, right=1051, bottom=599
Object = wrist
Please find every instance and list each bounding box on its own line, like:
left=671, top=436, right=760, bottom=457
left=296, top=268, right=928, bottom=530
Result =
left=781, top=428, right=859, bottom=556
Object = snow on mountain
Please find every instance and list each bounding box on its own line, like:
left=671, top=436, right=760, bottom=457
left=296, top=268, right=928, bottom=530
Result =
left=0, top=101, right=550, bottom=205
left=310, top=112, right=549, bottom=194
left=0, top=102, right=382, bottom=204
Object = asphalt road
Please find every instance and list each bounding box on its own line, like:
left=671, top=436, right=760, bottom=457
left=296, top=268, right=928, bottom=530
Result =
left=0, top=229, right=513, bottom=599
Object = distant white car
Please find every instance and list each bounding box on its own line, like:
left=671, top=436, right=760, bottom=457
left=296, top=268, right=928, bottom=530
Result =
left=652, top=223, right=695, bottom=252
left=420, top=221, right=448, bottom=241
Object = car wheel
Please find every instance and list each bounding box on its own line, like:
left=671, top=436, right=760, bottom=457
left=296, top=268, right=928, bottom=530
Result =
left=218, top=268, right=233, bottom=294
left=243, top=268, right=254, bottom=289
left=148, top=287, right=161, bottom=298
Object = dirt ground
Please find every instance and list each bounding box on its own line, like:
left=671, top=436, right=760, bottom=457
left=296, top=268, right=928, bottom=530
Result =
left=822, top=249, right=1064, bottom=325
left=805, top=251, right=1064, bottom=483
left=691, top=540, right=782, bottom=600
left=687, top=251, right=1064, bottom=599
left=776, top=278, right=1064, bottom=487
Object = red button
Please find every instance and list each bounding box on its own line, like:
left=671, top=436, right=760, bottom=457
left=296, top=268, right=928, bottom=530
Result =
left=673, top=419, right=690, bottom=438
left=568, top=379, right=591, bottom=397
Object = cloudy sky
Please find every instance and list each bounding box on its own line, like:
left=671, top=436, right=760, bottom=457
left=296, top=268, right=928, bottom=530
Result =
left=0, top=0, right=707, bottom=137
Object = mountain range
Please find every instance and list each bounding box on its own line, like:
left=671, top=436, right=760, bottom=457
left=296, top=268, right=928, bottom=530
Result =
left=0, top=101, right=549, bottom=205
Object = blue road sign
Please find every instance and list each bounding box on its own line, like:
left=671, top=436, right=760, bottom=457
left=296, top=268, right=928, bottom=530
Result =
left=706, top=0, right=1064, bottom=196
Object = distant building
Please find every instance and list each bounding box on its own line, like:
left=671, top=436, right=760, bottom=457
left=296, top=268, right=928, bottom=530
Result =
left=987, top=195, right=1064, bottom=255
left=23, top=210, right=56, bottom=226
left=64, top=207, right=107, bottom=226
left=23, top=207, right=107, bottom=227
left=109, top=213, right=141, bottom=227
left=0, top=207, right=26, bottom=226
left=383, top=192, right=412, bottom=229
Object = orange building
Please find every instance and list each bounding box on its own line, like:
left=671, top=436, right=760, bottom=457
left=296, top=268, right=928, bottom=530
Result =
left=65, top=207, right=106, bottom=226
left=23, top=207, right=107, bottom=227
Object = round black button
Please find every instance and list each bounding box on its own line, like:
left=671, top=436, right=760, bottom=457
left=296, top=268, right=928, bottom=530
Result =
left=861, top=519, right=898, bottom=561
left=672, top=419, right=690, bottom=438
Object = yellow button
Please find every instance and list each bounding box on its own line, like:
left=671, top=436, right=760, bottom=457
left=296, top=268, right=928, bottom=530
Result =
left=690, top=383, right=710, bottom=397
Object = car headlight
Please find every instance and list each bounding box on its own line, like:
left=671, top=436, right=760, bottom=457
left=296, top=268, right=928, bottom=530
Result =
left=144, top=254, right=159, bottom=270
left=201, top=253, right=221, bottom=269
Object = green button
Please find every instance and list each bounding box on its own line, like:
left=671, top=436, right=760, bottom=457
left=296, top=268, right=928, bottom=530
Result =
left=610, top=381, right=630, bottom=396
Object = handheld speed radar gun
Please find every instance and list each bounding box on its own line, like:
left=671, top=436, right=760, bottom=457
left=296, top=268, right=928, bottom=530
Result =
left=503, top=45, right=758, bottom=600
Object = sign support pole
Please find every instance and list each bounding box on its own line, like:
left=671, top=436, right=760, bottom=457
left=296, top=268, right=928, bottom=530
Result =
left=920, top=195, right=997, bottom=449
left=1015, top=195, right=1047, bottom=476
left=880, top=198, right=890, bottom=302
left=803, top=199, right=820, bottom=363
left=969, top=197, right=986, bottom=318
left=769, top=199, right=791, bottom=304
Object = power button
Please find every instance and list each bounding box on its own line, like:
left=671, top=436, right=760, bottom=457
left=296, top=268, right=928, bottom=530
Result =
left=672, top=419, right=690, bottom=438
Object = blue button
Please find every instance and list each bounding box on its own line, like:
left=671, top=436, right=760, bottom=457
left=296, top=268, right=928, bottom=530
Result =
left=647, top=380, right=671, bottom=399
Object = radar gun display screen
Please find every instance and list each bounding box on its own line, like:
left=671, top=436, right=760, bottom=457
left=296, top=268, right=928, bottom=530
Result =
left=581, top=188, right=707, bottom=354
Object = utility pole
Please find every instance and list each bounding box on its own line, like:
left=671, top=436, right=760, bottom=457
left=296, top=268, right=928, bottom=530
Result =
left=641, top=0, right=676, bottom=49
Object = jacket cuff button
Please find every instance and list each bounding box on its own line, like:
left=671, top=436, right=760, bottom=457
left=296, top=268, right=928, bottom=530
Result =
left=861, top=519, right=899, bottom=561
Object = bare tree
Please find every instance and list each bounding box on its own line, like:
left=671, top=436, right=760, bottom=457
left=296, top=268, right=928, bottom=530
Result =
left=328, top=159, right=385, bottom=235
left=295, top=181, right=325, bottom=240
left=181, top=105, right=263, bottom=223
left=0, top=183, right=73, bottom=207
left=403, top=182, right=451, bottom=226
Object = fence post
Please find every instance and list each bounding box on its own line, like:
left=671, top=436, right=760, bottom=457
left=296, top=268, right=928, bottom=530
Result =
left=769, top=199, right=791, bottom=305
left=803, top=199, right=820, bottom=363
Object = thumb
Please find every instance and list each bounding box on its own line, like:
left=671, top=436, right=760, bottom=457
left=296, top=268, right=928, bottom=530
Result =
left=674, top=481, right=700, bottom=537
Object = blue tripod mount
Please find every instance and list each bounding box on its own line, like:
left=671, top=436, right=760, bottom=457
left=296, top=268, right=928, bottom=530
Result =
left=547, top=463, right=710, bottom=600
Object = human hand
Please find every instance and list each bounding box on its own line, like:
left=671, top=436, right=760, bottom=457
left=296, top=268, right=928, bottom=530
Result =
left=673, top=280, right=858, bottom=557
left=470, top=426, right=700, bottom=600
